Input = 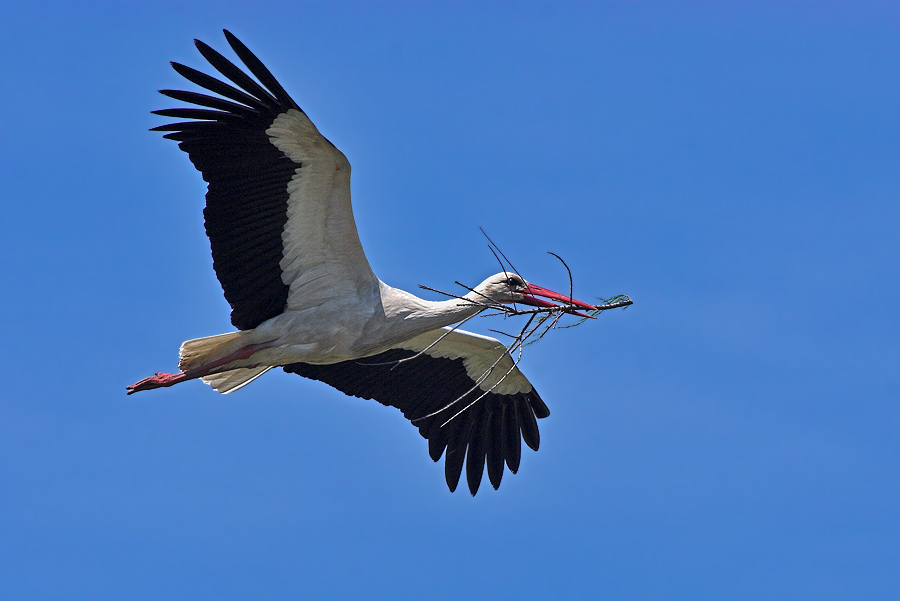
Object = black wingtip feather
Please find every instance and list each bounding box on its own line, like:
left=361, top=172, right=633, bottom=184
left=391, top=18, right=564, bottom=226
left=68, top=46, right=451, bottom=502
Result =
left=438, top=412, right=465, bottom=492
left=519, top=399, right=541, bottom=452
left=486, top=409, right=505, bottom=490
left=152, top=107, right=239, bottom=122
left=194, top=38, right=276, bottom=108
left=222, top=29, right=300, bottom=111
left=445, top=445, right=465, bottom=493
left=530, top=390, right=551, bottom=419
left=428, top=433, right=445, bottom=462
left=501, top=402, right=522, bottom=474
left=466, top=412, right=488, bottom=496
left=159, top=89, right=260, bottom=116
left=168, top=61, right=270, bottom=110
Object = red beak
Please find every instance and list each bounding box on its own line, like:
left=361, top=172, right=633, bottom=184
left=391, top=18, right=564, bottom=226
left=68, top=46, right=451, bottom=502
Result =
left=519, top=284, right=597, bottom=318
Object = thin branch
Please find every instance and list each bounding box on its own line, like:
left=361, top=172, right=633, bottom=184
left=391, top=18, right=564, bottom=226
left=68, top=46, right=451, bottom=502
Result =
left=417, top=284, right=485, bottom=307
left=503, top=298, right=633, bottom=317
left=488, top=245, right=519, bottom=312
left=452, top=280, right=506, bottom=310
left=487, top=329, right=519, bottom=339
left=480, top=227, right=526, bottom=284
left=547, top=251, right=575, bottom=307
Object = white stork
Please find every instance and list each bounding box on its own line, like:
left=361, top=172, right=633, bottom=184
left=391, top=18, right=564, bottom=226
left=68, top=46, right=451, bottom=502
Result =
left=128, top=30, right=598, bottom=495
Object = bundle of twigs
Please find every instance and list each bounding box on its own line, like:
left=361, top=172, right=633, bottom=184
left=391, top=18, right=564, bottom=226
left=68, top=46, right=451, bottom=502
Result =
left=408, top=231, right=632, bottom=428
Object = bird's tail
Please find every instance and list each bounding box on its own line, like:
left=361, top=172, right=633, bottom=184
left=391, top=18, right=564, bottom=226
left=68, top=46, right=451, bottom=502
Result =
left=178, top=331, right=248, bottom=371
left=178, top=331, right=274, bottom=393
left=202, top=366, right=273, bottom=394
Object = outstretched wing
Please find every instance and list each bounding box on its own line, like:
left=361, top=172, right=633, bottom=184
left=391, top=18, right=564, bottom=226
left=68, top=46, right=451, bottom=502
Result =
left=153, top=30, right=376, bottom=330
left=283, top=328, right=549, bottom=495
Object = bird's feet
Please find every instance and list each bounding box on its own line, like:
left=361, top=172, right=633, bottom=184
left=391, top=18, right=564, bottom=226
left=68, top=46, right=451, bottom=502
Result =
left=126, top=372, right=188, bottom=395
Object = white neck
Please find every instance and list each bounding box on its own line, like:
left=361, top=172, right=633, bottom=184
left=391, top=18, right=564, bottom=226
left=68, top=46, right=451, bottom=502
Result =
left=377, top=281, right=488, bottom=341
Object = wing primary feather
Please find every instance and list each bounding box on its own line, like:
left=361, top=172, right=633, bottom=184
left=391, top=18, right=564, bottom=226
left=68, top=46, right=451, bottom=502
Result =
left=501, top=401, right=522, bottom=473
left=486, top=407, right=505, bottom=490
left=529, top=391, right=550, bottom=419
left=428, top=436, right=445, bottom=462
left=194, top=39, right=277, bottom=108
left=170, top=61, right=271, bottom=110
left=444, top=418, right=467, bottom=493
left=518, top=398, right=541, bottom=451
left=151, top=108, right=243, bottom=123
left=465, top=409, right=488, bottom=496
left=151, top=121, right=211, bottom=132
left=158, top=89, right=260, bottom=116
left=427, top=418, right=447, bottom=462
left=223, top=29, right=300, bottom=110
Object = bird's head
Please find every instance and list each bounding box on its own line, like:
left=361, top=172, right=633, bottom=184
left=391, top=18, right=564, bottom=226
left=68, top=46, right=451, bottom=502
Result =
left=474, top=272, right=597, bottom=316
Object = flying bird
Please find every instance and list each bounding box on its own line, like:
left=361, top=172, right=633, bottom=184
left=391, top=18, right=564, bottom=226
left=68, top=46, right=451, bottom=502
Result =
left=128, top=30, right=599, bottom=495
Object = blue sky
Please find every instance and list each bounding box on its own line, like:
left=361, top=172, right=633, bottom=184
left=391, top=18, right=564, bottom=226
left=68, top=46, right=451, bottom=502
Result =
left=2, top=2, right=898, bottom=599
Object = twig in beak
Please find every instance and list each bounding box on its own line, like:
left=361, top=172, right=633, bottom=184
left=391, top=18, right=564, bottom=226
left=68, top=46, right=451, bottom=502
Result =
left=547, top=251, right=575, bottom=311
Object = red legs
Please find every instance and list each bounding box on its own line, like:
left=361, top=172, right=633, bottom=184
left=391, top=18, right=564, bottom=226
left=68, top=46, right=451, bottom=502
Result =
left=126, top=371, right=190, bottom=393
left=126, top=343, right=270, bottom=395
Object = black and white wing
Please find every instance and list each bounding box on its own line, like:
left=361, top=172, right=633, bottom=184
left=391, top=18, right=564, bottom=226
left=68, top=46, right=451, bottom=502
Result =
left=283, top=328, right=550, bottom=495
left=153, top=30, right=376, bottom=330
